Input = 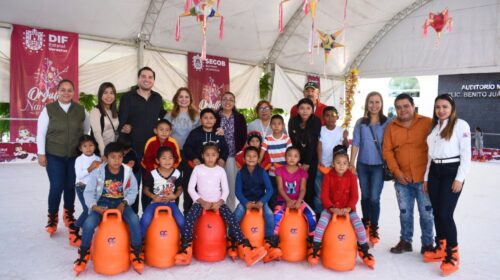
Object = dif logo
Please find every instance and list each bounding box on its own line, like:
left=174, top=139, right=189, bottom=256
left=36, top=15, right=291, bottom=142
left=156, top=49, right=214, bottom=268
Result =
left=290, top=228, right=298, bottom=235
left=337, top=234, right=346, bottom=241
left=159, top=230, right=168, bottom=239
left=107, top=237, right=117, bottom=247
left=48, top=34, right=68, bottom=44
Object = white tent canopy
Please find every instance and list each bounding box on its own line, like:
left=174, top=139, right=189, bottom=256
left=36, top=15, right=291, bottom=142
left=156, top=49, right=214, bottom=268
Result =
left=0, top=0, right=499, bottom=107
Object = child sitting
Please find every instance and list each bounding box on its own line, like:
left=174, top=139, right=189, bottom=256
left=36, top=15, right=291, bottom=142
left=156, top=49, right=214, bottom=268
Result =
left=73, top=142, right=143, bottom=275
left=71, top=135, right=101, bottom=247
left=142, top=119, right=181, bottom=173
left=308, top=145, right=375, bottom=268
left=175, top=143, right=267, bottom=266
left=261, top=115, right=292, bottom=209
left=140, top=146, right=185, bottom=237
left=273, top=146, right=316, bottom=241
left=233, top=146, right=280, bottom=262
left=235, top=131, right=271, bottom=170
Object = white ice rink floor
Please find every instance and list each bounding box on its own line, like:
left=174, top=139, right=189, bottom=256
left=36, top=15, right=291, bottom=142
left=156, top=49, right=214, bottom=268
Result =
left=0, top=162, right=498, bottom=280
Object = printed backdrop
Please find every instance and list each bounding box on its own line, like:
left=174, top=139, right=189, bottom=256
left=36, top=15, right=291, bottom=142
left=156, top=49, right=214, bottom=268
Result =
left=187, top=52, right=229, bottom=110
left=2, top=24, right=78, bottom=162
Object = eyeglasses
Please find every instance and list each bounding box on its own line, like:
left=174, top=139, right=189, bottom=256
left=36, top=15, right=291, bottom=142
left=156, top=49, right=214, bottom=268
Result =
left=222, top=98, right=235, bottom=103
left=258, top=106, right=271, bottom=112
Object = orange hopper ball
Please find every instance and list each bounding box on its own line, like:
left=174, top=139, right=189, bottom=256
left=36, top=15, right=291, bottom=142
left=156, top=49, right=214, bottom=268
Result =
left=92, top=209, right=130, bottom=275
left=193, top=209, right=227, bottom=262
left=279, top=208, right=308, bottom=262
left=322, top=214, right=357, bottom=271
left=238, top=208, right=265, bottom=258
left=145, top=206, right=180, bottom=268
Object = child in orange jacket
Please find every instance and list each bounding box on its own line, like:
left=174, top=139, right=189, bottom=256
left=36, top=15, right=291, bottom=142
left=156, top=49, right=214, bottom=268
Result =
left=235, top=131, right=271, bottom=170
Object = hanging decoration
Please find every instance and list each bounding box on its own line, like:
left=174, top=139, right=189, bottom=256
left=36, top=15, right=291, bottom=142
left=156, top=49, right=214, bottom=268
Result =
left=316, top=29, right=344, bottom=64
left=315, top=29, right=344, bottom=76
left=177, top=0, right=224, bottom=60
left=423, top=8, right=452, bottom=46
left=304, top=0, right=318, bottom=54
left=341, top=68, right=358, bottom=129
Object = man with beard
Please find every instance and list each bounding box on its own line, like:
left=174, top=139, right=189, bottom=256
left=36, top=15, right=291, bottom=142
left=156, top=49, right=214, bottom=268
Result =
left=119, top=66, right=166, bottom=213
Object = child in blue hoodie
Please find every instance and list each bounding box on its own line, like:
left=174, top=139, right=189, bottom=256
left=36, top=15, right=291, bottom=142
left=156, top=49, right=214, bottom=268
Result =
left=233, top=146, right=281, bottom=263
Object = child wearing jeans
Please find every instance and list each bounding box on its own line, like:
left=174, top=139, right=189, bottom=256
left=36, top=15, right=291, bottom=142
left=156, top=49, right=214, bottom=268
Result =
left=73, top=142, right=143, bottom=275
left=175, top=143, right=267, bottom=267
left=308, top=145, right=375, bottom=268
left=233, top=146, right=281, bottom=262
left=71, top=135, right=101, bottom=246
left=140, top=146, right=185, bottom=237
left=273, top=147, right=316, bottom=239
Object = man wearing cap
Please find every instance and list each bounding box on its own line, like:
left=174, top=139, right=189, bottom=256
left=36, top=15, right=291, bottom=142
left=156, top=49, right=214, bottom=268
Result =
left=290, top=82, right=327, bottom=123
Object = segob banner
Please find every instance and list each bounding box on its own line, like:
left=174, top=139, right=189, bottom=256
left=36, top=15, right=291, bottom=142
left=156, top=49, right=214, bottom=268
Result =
left=187, top=52, right=229, bottom=110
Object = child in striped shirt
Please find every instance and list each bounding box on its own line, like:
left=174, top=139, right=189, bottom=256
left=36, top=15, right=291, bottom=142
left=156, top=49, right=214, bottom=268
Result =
left=261, top=115, right=292, bottom=209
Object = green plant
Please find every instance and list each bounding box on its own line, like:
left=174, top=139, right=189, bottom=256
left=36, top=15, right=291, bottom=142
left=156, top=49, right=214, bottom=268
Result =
left=0, top=103, right=9, bottom=140
left=78, top=92, right=97, bottom=112
left=237, top=107, right=285, bottom=123
left=259, top=72, right=273, bottom=100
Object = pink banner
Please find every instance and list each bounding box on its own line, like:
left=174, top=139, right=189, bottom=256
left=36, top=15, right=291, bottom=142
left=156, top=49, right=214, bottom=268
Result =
left=187, top=52, right=229, bottom=110
left=9, top=24, right=79, bottom=143
left=306, top=73, right=321, bottom=90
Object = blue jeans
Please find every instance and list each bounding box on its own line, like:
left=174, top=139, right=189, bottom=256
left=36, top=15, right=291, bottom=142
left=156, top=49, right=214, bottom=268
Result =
left=314, top=171, right=324, bottom=215
left=80, top=197, right=142, bottom=250
left=394, top=182, right=434, bottom=245
left=46, top=154, right=76, bottom=214
left=234, top=203, right=275, bottom=238
left=75, top=185, right=88, bottom=228
left=357, top=162, right=384, bottom=226
left=140, top=202, right=185, bottom=238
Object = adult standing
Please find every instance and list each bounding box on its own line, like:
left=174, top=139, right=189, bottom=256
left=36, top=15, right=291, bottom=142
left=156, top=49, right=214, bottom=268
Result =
left=164, top=87, right=200, bottom=215
left=290, top=82, right=326, bottom=123
left=350, top=92, right=389, bottom=246
left=119, top=66, right=165, bottom=213
left=37, top=79, right=89, bottom=236
left=89, top=82, right=119, bottom=156
left=288, top=98, right=322, bottom=208
left=216, top=92, right=247, bottom=210
left=423, top=94, right=471, bottom=276
left=383, top=93, right=434, bottom=254
left=247, top=100, right=273, bottom=136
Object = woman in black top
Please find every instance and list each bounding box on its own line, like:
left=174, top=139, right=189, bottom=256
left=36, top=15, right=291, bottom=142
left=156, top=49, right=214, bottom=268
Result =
left=288, top=98, right=322, bottom=208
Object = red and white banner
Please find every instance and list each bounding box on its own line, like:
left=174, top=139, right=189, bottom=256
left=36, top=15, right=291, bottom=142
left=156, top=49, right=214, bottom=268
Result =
left=306, top=73, right=321, bottom=90
left=9, top=24, right=78, bottom=145
left=187, top=52, right=229, bottom=110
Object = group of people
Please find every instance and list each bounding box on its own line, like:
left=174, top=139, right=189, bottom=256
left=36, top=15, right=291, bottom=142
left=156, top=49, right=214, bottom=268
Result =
left=36, top=66, right=471, bottom=276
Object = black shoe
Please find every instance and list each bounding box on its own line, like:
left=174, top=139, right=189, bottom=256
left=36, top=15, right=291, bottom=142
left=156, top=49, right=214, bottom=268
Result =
left=390, top=240, right=412, bottom=254
left=421, top=244, right=434, bottom=255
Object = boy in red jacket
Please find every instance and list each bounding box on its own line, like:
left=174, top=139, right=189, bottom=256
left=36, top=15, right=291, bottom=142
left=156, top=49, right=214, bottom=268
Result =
left=308, top=145, right=375, bottom=269
left=141, top=119, right=181, bottom=173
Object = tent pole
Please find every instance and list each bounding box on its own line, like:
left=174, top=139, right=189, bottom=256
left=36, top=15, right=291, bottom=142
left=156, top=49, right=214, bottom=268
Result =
left=138, top=39, right=145, bottom=70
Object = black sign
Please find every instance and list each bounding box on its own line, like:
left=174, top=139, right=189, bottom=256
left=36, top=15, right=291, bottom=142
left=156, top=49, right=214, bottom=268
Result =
left=438, top=73, right=500, bottom=148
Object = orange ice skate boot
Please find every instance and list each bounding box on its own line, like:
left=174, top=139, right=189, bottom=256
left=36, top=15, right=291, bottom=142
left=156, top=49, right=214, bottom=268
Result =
left=358, top=243, right=375, bottom=269
left=227, top=237, right=238, bottom=261
left=73, top=247, right=90, bottom=276
left=263, top=236, right=282, bottom=263
left=175, top=239, right=193, bottom=265
left=307, top=241, right=321, bottom=266
left=239, top=239, right=267, bottom=267
left=46, top=213, right=58, bottom=236
left=130, top=247, right=145, bottom=274
left=423, top=239, right=446, bottom=262
left=63, top=208, right=76, bottom=228
left=441, top=246, right=459, bottom=276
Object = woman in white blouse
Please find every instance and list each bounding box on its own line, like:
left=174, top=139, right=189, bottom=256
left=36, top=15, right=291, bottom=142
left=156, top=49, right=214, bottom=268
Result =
left=90, top=82, right=119, bottom=157
left=423, top=94, right=471, bottom=276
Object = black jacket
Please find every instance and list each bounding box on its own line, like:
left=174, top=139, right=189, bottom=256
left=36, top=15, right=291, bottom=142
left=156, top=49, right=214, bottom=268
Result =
left=288, top=115, right=321, bottom=165
left=183, top=126, right=229, bottom=162
left=118, top=89, right=165, bottom=154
